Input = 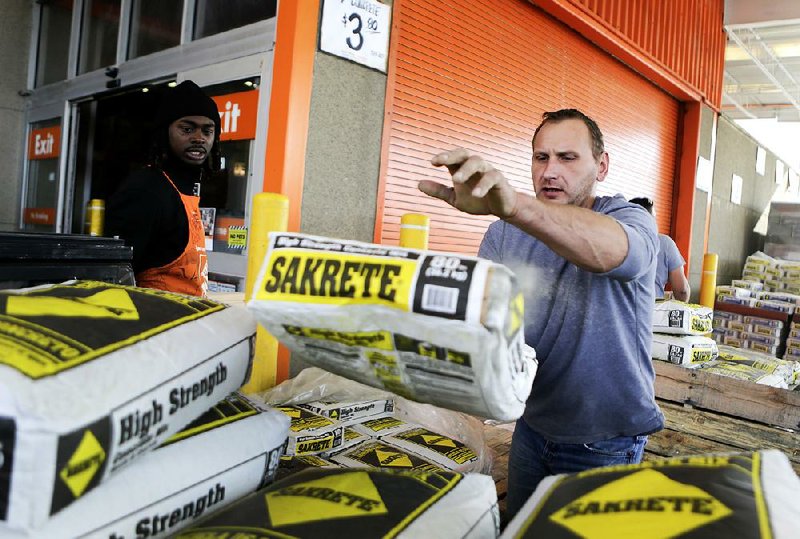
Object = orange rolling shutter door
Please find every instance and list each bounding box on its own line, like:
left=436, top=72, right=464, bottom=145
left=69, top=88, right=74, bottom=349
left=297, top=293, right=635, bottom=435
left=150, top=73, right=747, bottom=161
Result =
left=379, top=0, right=679, bottom=253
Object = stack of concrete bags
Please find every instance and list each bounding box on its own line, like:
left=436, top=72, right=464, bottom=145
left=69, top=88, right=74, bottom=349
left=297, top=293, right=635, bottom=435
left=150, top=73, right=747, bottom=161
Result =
left=264, top=368, right=492, bottom=482
left=0, top=280, right=289, bottom=537
left=176, top=467, right=500, bottom=539
left=711, top=304, right=789, bottom=357
left=247, top=232, right=538, bottom=422
left=2, top=393, right=290, bottom=538
left=651, top=299, right=718, bottom=368
left=501, top=450, right=800, bottom=539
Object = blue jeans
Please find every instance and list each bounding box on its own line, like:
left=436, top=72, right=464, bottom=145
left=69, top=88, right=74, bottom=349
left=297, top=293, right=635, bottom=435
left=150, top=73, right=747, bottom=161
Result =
left=506, top=418, right=647, bottom=520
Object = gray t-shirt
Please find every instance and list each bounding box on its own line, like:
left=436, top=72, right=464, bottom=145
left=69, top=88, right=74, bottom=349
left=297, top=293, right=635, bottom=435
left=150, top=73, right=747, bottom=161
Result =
left=655, top=234, right=685, bottom=299
left=479, top=194, right=664, bottom=443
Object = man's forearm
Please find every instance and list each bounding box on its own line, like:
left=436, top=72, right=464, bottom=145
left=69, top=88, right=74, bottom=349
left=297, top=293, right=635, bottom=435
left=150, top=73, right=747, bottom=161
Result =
left=504, top=195, right=629, bottom=273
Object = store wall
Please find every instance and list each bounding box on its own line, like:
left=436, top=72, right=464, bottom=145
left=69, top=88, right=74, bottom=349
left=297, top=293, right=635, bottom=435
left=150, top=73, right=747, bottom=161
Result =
left=301, top=52, right=386, bottom=242
left=706, top=116, right=788, bottom=287
left=0, top=1, right=31, bottom=231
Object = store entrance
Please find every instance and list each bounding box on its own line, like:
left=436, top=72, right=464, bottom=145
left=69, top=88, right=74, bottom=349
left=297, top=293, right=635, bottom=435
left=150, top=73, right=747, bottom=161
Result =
left=69, top=84, right=168, bottom=235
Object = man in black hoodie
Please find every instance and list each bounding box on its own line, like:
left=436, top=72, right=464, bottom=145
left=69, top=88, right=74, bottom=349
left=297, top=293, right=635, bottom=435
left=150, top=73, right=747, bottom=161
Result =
left=106, top=80, right=221, bottom=297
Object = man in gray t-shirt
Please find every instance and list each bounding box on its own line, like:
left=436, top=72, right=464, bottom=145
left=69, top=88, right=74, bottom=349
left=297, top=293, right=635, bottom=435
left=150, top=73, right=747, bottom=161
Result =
left=630, top=196, right=690, bottom=301
left=419, top=109, right=664, bottom=520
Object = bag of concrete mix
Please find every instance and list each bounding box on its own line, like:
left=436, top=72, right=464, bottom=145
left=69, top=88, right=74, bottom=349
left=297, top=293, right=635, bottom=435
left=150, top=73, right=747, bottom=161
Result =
left=276, top=405, right=345, bottom=456
left=0, top=392, right=289, bottom=539
left=652, top=299, right=713, bottom=335
left=296, top=397, right=395, bottom=425
left=257, top=367, right=494, bottom=474
left=651, top=334, right=718, bottom=367
left=0, top=280, right=256, bottom=531
left=501, top=450, right=800, bottom=539
left=247, top=232, right=537, bottom=421
left=176, top=468, right=500, bottom=539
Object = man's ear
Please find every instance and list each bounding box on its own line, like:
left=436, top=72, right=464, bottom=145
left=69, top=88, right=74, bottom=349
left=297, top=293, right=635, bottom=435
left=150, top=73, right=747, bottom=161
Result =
left=596, top=152, right=610, bottom=183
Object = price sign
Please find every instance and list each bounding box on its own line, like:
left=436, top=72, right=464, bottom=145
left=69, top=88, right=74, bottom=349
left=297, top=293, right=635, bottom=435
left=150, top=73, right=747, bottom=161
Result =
left=320, top=0, right=392, bottom=73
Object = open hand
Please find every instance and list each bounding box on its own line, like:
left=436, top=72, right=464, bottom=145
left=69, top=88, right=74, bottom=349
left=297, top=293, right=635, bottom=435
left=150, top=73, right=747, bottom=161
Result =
left=419, top=148, right=518, bottom=218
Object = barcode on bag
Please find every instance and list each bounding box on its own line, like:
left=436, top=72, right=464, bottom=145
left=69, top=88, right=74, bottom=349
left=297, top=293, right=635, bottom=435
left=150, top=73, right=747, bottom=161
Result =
left=421, top=284, right=459, bottom=314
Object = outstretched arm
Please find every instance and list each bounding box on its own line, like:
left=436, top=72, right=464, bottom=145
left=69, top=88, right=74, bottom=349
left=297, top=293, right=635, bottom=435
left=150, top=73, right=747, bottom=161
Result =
left=419, top=148, right=630, bottom=273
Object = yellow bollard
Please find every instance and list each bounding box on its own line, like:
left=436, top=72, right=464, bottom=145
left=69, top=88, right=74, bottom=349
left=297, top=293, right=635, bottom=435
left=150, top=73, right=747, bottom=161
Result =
left=399, top=213, right=430, bottom=249
left=699, top=253, right=718, bottom=308
left=241, top=193, right=289, bottom=394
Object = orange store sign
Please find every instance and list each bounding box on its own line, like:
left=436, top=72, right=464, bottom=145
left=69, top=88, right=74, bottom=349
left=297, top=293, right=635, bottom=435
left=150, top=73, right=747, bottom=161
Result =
left=28, top=126, right=61, bottom=160
left=213, top=90, right=259, bottom=141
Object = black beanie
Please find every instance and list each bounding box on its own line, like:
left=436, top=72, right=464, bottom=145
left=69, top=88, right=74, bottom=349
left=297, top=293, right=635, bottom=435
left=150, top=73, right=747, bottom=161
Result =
left=154, top=80, right=221, bottom=140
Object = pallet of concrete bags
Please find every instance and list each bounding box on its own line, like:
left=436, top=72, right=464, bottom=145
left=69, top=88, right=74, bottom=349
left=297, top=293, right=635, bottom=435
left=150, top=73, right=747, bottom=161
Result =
left=653, top=299, right=714, bottom=335
left=0, top=393, right=289, bottom=538
left=248, top=232, right=537, bottom=421
left=175, top=468, right=500, bottom=539
left=0, top=280, right=256, bottom=532
left=501, top=450, right=800, bottom=539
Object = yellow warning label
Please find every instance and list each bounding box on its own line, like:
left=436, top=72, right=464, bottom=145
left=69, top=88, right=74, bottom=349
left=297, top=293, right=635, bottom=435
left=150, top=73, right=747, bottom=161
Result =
left=266, top=471, right=387, bottom=527
left=6, top=289, right=139, bottom=320
left=375, top=450, right=414, bottom=468
left=256, top=251, right=416, bottom=311
left=59, top=430, right=106, bottom=498
left=228, top=227, right=247, bottom=248
left=549, top=469, right=733, bottom=538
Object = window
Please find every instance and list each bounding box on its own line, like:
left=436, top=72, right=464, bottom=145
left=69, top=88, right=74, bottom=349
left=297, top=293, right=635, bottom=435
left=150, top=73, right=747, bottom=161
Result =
left=193, top=0, right=276, bottom=40
left=78, top=0, right=121, bottom=74
left=128, top=0, right=183, bottom=59
left=35, top=0, right=75, bottom=87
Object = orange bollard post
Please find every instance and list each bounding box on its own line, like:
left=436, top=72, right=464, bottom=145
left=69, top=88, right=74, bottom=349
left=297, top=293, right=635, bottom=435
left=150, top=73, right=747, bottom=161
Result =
left=241, top=193, right=289, bottom=394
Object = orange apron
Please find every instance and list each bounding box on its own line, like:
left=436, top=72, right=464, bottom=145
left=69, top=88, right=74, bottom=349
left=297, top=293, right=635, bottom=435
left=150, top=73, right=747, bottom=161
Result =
left=135, top=171, right=208, bottom=297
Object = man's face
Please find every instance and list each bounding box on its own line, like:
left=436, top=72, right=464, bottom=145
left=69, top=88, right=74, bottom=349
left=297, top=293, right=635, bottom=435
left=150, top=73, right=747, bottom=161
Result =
left=531, top=118, right=608, bottom=208
left=168, top=116, right=216, bottom=166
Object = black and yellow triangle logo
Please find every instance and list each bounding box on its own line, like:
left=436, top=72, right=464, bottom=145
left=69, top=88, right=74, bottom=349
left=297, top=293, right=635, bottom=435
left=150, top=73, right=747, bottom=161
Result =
left=420, top=435, right=457, bottom=448
left=59, top=430, right=106, bottom=498
left=266, top=471, right=387, bottom=527
left=7, top=289, right=139, bottom=320
left=375, top=450, right=413, bottom=467
left=549, top=469, right=732, bottom=538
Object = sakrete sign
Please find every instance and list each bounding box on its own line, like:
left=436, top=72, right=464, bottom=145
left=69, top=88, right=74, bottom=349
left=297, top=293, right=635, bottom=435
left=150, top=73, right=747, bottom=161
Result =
left=28, top=126, right=61, bottom=160
left=212, top=90, right=259, bottom=141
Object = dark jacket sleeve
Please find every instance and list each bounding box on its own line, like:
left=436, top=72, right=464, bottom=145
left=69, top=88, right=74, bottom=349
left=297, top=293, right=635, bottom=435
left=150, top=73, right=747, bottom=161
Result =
left=105, top=169, right=187, bottom=274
